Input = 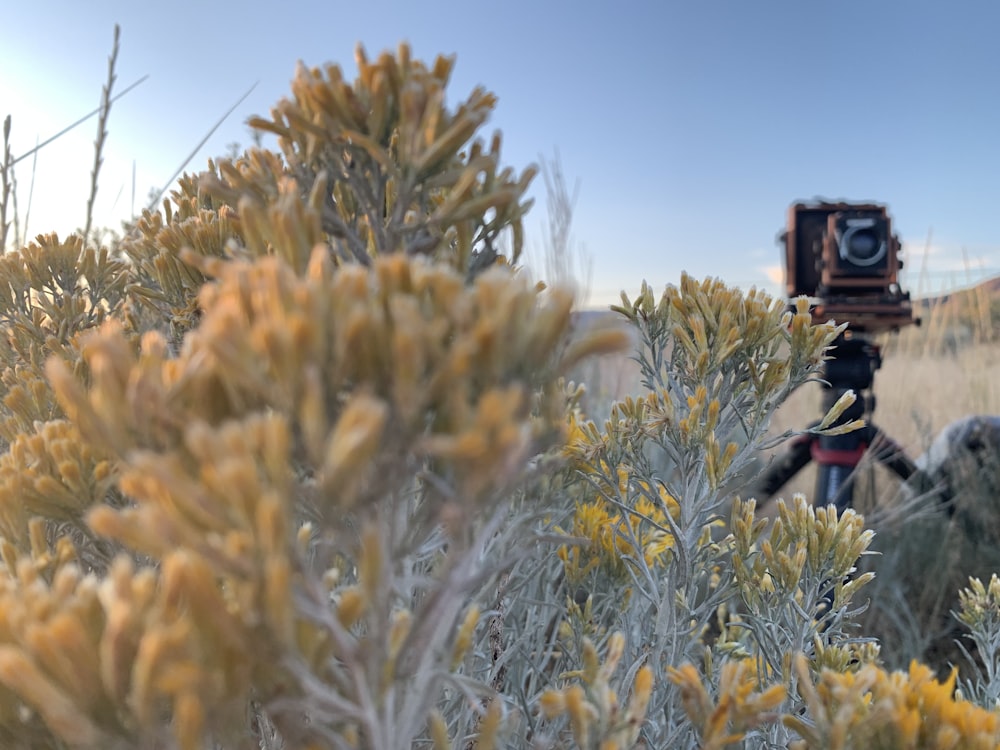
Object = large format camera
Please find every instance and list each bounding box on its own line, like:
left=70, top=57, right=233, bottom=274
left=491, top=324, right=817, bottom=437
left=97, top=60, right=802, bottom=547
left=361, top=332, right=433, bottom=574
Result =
left=780, top=201, right=917, bottom=332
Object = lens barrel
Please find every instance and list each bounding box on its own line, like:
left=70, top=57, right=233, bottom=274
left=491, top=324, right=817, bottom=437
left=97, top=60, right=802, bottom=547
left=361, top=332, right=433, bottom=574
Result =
left=838, top=218, right=888, bottom=268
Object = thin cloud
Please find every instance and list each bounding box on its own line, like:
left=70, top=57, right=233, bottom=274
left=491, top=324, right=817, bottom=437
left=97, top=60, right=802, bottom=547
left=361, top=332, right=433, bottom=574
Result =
left=761, top=264, right=785, bottom=286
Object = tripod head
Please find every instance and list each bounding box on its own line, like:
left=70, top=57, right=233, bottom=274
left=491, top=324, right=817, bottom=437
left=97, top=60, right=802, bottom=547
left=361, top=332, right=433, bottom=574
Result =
left=820, top=333, right=882, bottom=421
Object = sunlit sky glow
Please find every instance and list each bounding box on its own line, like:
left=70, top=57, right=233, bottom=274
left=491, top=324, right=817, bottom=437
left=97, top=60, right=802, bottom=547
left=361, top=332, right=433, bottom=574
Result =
left=2, top=0, right=998, bottom=307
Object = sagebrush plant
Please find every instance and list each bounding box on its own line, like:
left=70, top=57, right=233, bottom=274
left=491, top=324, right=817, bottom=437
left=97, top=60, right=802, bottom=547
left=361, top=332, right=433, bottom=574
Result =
left=535, top=280, right=882, bottom=747
left=2, top=32, right=1000, bottom=750
left=954, top=573, right=1000, bottom=709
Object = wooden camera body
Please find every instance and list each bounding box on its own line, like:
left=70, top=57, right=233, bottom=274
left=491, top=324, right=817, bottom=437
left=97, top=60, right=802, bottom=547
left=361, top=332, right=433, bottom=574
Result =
left=781, top=201, right=916, bottom=332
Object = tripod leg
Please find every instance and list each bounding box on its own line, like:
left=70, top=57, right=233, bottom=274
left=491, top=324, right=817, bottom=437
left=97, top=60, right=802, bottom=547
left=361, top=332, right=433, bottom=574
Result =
left=810, top=424, right=871, bottom=512
left=815, top=462, right=857, bottom=514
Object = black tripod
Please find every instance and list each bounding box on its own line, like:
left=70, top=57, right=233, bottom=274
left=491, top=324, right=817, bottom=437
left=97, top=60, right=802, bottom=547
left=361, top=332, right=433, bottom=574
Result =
left=754, top=333, right=920, bottom=513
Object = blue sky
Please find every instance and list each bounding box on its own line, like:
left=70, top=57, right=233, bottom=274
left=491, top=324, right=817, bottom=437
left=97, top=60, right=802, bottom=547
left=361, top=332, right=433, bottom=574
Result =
left=2, top=0, right=998, bottom=307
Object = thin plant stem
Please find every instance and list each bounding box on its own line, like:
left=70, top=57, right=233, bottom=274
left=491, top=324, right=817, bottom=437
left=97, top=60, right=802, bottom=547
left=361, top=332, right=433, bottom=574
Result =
left=21, top=135, right=39, bottom=245
left=84, top=24, right=121, bottom=246
left=145, top=80, right=259, bottom=212
left=10, top=76, right=149, bottom=169
left=8, top=155, right=18, bottom=249
left=1, top=115, right=11, bottom=251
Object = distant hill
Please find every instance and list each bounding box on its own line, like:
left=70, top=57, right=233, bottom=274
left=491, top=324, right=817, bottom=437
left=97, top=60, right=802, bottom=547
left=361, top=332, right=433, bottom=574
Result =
left=916, top=274, right=1000, bottom=308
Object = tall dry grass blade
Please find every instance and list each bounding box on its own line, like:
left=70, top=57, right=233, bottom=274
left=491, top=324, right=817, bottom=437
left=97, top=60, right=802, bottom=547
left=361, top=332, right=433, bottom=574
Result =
left=961, top=247, right=975, bottom=342
left=921, top=283, right=953, bottom=359
left=110, top=183, right=125, bottom=214
left=975, top=272, right=993, bottom=342
left=539, top=150, right=591, bottom=303
left=898, top=227, right=934, bottom=358
left=961, top=250, right=993, bottom=343
left=9, top=77, right=148, bottom=169
left=21, top=135, right=40, bottom=245
left=8, top=156, right=18, bottom=249
left=145, top=80, right=259, bottom=212
left=83, top=24, right=121, bottom=246
left=917, top=227, right=932, bottom=300
left=0, top=115, right=11, bottom=252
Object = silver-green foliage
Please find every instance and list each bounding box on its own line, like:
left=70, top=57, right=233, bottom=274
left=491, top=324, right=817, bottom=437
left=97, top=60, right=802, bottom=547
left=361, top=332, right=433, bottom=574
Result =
left=462, top=277, right=888, bottom=748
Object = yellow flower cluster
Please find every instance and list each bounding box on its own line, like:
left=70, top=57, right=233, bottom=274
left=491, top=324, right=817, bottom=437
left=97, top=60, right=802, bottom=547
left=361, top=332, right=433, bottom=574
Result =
left=0, top=419, right=115, bottom=546
left=787, top=654, right=1000, bottom=749
left=732, top=495, right=876, bottom=614
left=123, top=177, right=242, bottom=336
left=0, top=233, right=129, bottom=446
left=119, top=41, right=538, bottom=347
left=539, top=632, right=653, bottom=748
left=244, top=42, right=536, bottom=265
left=666, top=652, right=1000, bottom=749
left=668, top=659, right=787, bottom=749
left=0, top=233, right=132, bottom=565
left=0, top=518, right=260, bottom=748
left=615, top=274, right=844, bottom=394
left=558, top=462, right=680, bottom=585
left=956, top=573, right=1000, bottom=633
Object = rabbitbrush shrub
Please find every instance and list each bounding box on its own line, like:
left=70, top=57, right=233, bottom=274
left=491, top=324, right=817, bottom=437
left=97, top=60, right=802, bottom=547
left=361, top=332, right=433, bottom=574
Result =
left=2, top=38, right=1000, bottom=750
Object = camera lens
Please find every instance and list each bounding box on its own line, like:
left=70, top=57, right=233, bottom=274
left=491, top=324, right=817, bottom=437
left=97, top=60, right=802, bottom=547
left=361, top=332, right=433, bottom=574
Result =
left=848, top=230, right=879, bottom=259
left=839, top=221, right=887, bottom=267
